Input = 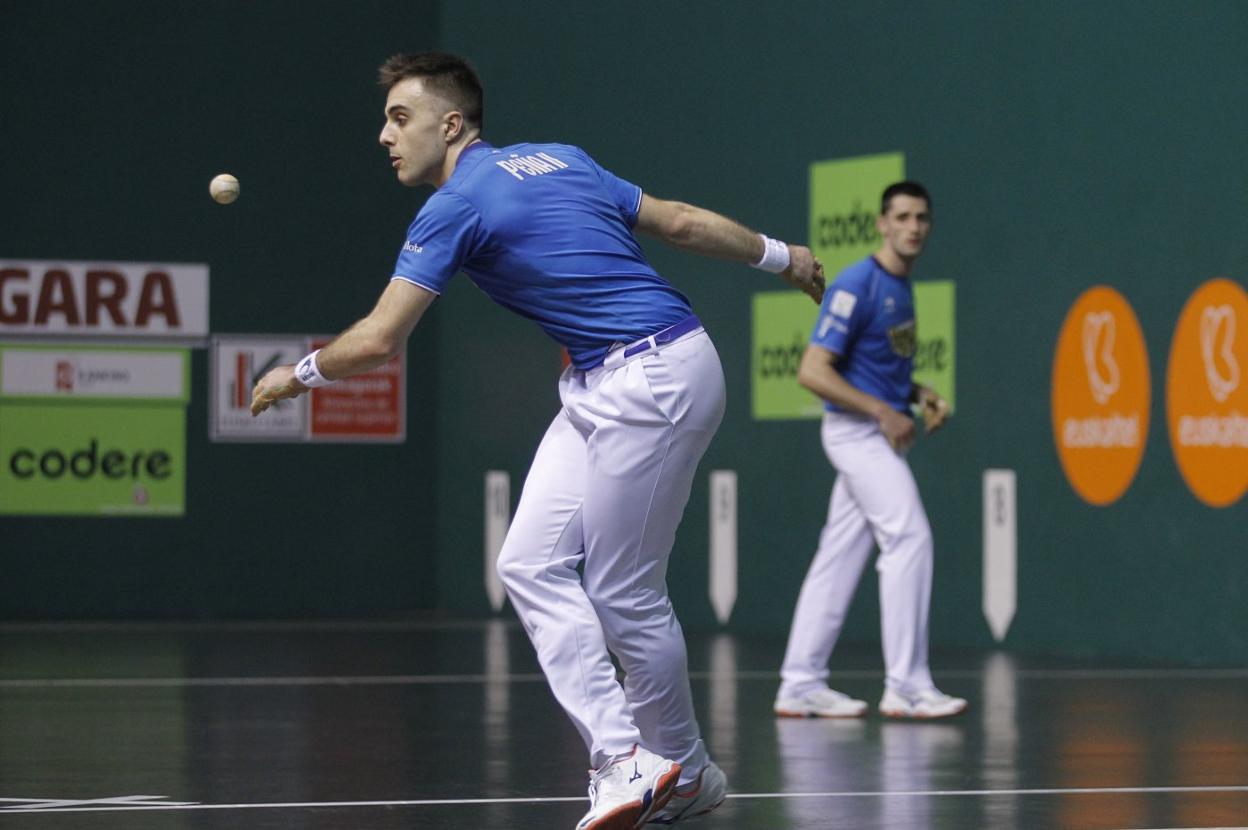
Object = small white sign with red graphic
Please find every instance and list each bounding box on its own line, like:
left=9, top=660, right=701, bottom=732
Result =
left=1, top=348, right=185, bottom=399
left=210, top=336, right=404, bottom=443
left=210, top=337, right=306, bottom=440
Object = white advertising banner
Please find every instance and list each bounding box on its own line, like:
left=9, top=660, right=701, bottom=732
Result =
left=0, top=259, right=209, bottom=340
left=1, top=348, right=186, bottom=400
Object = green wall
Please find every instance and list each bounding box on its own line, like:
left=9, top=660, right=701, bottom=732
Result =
left=4, top=1, right=1246, bottom=665
left=1, top=0, right=442, bottom=617
left=434, top=1, right=1248, bottom=664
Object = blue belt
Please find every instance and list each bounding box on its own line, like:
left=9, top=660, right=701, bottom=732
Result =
left=622, top=314, right=703, bottom=358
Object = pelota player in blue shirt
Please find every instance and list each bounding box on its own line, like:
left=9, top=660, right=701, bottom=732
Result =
left=773, top=182, right=967, bottom=721
left=250, top=53, right=824, bottom=828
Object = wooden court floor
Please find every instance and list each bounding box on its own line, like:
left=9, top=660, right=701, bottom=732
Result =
left=1, top=620, right=1246, bottom=829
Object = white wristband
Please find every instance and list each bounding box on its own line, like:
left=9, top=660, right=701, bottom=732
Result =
left=752, top=234, right=791, bottom=273
left=294, top=350, right=335, bottom=388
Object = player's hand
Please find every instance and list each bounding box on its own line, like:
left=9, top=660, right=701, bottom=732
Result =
left=781, top=246, right=825, bottom=304
left=250, top=364, right=308, bottom=416
left=917, top=387, right=951, bottom=434
left=877, top=407, right=916, bottom=452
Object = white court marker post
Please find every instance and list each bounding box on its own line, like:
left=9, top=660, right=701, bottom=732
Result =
left=709, top=470, right=738, bottom=625
left=982, top=469, right=1017, bottom=642
left=484, top=471, right=511, bottom=612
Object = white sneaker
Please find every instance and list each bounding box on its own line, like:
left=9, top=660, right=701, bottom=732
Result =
left=576, top=745, right=681, bottom=830
left=647, top=761, right=727, bottom=824
left=879, top=687, right=968, bottom=719
left=774, top=686, right=869, bottom=718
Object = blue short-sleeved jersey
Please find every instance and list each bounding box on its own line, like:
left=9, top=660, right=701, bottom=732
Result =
left=809, top=256, right=917, bottom=414
left=391, top=141, right=693, bottom=368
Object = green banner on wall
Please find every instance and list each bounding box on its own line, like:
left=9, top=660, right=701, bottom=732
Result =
left=751, top=291, right=823, bottom=420
left=0, top=345, right=188, bottom=516
left=752, top=281, right=956, bottom=420
left=809, top=152, right=905, bottom=276
left=0, top=401, right=184, bottom=514
left=913, top=280, right=957, bottom=413
left=0, top=403, right=186, bottom=515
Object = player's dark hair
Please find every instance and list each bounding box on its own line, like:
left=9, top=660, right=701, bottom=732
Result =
left=378, top=52, right=484, bottom=129
left=880, top=181, right=931, bottom=215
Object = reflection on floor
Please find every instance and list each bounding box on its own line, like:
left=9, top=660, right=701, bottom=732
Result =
left=1, top=620, right=1246, bottom=829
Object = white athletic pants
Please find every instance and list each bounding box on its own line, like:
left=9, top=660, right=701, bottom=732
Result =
left=497, top=330, right=725, bottom=779
left=779, top=411, right=936, bottom=698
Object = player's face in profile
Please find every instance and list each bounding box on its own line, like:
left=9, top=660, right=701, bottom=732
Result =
left=877, top=195, right=932, bottom=260
left=379, top=77, right=453, bottom=187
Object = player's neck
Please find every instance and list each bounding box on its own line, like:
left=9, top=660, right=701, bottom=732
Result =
left=873, top=247, right=915, bottom=278
left=434, top=132, right=484, bottom=187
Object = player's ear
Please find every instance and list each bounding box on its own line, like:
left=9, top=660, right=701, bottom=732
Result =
left=443, top=111, right=464, bottom=143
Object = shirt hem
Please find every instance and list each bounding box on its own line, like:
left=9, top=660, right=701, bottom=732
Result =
left=390, top=275, right=443, bottom=295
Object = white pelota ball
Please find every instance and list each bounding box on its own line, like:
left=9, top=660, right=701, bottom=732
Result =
left=209, top=173, right=240, bottom=205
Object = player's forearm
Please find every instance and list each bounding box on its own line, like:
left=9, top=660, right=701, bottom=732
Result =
left=634, top=195, right=825, bottom=303
left=798, top=350, right=892, bottom=421
left=805, top=374, right=893, bottom=420
left=300, top=280, right=436, bottom=382
left=646, top=200, right=764, bottom=263
left=315, top=317, right=404, bottom=379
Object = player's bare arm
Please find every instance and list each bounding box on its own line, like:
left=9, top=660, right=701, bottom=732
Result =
left=634, top=194, right=825, bottom=303
left=250, top=280, right=436, bottom=416
left=911, top=382, right=950, bottom=434
left=798, top=344, right=916, bottom=449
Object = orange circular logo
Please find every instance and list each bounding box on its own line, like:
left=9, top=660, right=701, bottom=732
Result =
left=1051, top=286, right=1151, bottom=505
left=1166, top=278, right=1248, bottom=507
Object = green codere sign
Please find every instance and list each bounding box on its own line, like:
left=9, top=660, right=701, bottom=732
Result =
left=752, top=282, right=956, bottom=420
left=912, top=280, right=956, bottom=413
left=752, top=292, right=824, bottom=420
left=809, top=152, right=905, bottom=276
left=0, top=346, right=188, bottom=516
